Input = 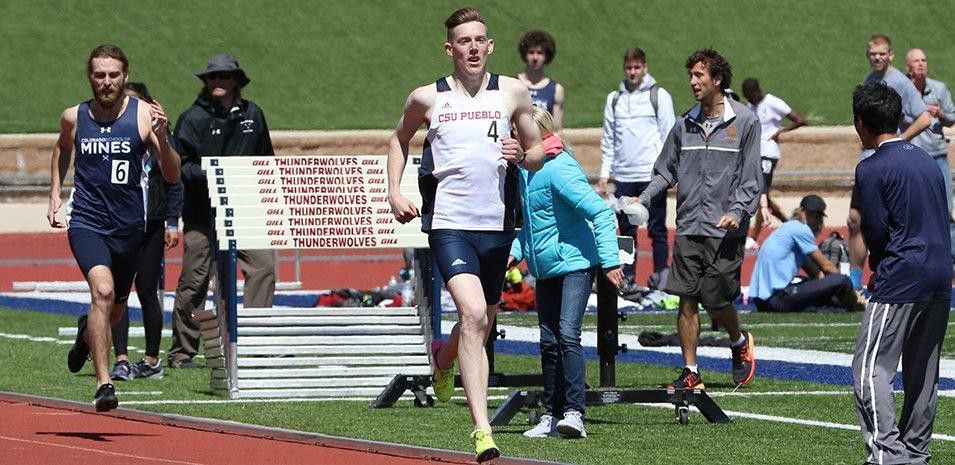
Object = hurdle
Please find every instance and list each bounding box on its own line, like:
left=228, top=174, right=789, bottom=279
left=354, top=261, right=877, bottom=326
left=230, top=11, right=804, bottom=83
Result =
left=201, top=155, right=436, bottom=399
left=487, top=272, right=730, bottom=426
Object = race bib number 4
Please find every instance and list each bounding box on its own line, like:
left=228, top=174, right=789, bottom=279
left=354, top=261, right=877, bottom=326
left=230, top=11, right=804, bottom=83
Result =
left=111, top=159, right=130, bottom=184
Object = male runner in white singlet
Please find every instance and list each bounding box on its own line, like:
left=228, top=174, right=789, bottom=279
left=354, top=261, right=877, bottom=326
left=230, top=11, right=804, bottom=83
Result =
left=386, top=7, right=544, bottom=462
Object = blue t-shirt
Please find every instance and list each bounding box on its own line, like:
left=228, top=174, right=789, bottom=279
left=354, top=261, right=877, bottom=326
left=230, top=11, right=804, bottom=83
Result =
left=864, top=68, right=927, bottom=135
left=750, top=220, right=818, bottom=300
left=850, top=139, right=952, bottom=303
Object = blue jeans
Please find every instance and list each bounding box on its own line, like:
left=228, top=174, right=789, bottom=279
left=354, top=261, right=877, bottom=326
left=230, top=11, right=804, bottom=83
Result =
left=535, top=268, right=595, bottom=416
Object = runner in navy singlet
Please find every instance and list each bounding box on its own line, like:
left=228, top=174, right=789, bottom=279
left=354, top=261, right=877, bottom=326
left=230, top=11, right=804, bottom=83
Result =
left=516, top=30, right=565, bottom=130
left=47, top=44, right=180, bottom=412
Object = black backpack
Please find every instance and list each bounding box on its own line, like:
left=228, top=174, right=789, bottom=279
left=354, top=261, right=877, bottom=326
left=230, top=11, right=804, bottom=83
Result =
left=612, top=83, right=660, bottom=118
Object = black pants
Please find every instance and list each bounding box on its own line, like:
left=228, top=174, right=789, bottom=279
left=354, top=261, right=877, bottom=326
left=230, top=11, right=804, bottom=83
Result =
left=112, top=220, right=165, bottom=358
left=754, top=273, right=853, bottom=312
left=614, top=181, right=669, bottom=278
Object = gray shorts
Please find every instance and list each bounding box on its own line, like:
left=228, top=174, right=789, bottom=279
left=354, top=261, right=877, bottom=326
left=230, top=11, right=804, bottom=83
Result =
left=664, top=235, right=744, bottom=309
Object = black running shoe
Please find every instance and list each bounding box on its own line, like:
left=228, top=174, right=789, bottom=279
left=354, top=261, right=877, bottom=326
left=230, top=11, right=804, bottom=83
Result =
left=666, top=367, right=705, bottom=390
left=132, top=359, right=164, bottom=379
left=110, top=360, right=133, bottom=381
left=67, top=315, right=90, bottom=373
left=92, top=383, right=118, bottom=412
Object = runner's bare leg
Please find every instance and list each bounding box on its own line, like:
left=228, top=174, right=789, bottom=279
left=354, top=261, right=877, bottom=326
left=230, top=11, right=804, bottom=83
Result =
left=445, top=274, right=493, bottom=432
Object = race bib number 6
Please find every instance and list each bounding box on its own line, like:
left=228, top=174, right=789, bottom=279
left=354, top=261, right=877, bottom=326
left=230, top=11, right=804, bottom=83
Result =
left=111, top=159, right=130, bottom=184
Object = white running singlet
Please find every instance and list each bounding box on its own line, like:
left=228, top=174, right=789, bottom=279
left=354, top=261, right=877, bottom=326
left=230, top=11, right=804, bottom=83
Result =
left=419, top=74, right=517, bottom=231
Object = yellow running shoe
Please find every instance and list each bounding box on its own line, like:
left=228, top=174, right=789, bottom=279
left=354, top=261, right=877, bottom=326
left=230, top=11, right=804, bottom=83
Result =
left=431, top=339, right=454, bottom=403
left=471, top=429, right=500, bottom=463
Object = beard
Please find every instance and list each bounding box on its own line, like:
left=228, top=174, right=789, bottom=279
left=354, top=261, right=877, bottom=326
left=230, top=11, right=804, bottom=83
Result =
left=91, top=83, right=124, bottom=109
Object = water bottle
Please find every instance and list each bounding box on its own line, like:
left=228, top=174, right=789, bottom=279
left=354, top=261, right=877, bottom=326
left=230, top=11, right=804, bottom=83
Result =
left=400, top=280, right=414, bottom=307
left=839, top=243, right=851, bottom=276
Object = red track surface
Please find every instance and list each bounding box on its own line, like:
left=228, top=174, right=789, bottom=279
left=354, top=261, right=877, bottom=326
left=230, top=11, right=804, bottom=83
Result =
left=0, top=392, right=558, bottom=465
left=0, top=228, right=859, bottom=293
left=0, top=231, right=406, bottom=292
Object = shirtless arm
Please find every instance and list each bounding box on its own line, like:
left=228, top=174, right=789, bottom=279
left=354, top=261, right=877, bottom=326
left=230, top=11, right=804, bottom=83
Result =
left=387, top=86, right=432, bottom=224
left=503, top=78, right=544, bottom=172
left=140, top=100, right=180, bottom=183
left=808, top=249, right=840, bottom=276
left=552, top=83, right=565, bottom=132
left=48, top=108, right=77, bottom=228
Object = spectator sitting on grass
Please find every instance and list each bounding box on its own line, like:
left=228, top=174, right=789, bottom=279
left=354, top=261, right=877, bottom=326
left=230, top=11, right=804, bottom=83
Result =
left=749, top=195, right=863, bottom=312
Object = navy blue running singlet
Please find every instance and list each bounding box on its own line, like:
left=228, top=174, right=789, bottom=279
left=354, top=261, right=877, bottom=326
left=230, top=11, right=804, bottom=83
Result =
left=67, top=98, right=148, bottom=236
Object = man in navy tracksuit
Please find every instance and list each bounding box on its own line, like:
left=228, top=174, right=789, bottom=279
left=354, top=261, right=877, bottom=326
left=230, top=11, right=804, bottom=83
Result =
left=849, top=82, right=951, bottom=465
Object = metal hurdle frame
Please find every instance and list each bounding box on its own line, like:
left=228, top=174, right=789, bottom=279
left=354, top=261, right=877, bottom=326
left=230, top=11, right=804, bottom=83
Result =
left=202, top=154, right=434, bottom=399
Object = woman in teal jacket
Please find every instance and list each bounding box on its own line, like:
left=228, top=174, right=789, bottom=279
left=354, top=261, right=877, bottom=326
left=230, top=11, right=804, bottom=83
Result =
left=511, top=107, right=623, bottom=439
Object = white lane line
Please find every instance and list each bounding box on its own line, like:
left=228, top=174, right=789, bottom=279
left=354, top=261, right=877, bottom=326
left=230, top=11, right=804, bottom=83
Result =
left=0, top=435, right=204, bottom=464
left=484, top=323, right=955, bottom=378
left=708, top=390, right=850, bottom=397
left=113, top=390, right=955, bottom=405
left=635, top=403, right=955, bottom=442
left=58, top=327, right=172, bottom=338
left=0, top=332, right=71, bottom=344
left=615, top=322, right=865, bottom=329
left=627, top=322, right=955, bottom=328
left=119, top=391, right=164, bottom=396
left=121, top=395, right=512, bottom=406
left=118, top=395, right=955, bottom=444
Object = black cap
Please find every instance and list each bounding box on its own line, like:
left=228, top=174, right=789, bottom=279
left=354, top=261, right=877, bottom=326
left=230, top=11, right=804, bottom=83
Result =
left=800, top=194, right=827, bottom=216
left=195, top=54, right=250, bottom=87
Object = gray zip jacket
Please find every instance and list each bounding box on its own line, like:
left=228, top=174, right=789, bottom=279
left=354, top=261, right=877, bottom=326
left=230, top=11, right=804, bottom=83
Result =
left=641, top=97, right=762, bottom=238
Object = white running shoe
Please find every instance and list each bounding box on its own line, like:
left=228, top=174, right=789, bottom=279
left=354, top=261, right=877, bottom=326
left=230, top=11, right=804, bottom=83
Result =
left=556, top=410, right=587, bottom=438
left=523, top=414, right=557, bottom=438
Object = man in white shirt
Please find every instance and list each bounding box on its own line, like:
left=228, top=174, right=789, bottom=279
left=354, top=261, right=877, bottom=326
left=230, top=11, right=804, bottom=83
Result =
left=741, top=78, right=806, bottom=250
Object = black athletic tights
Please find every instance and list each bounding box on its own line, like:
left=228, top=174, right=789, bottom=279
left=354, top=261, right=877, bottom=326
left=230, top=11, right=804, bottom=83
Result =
left=112, top=220, right=165, bottom=358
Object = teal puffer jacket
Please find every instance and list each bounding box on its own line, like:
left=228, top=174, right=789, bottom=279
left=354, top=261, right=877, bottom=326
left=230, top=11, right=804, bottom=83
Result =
left=510, top=150, right=621, bottom=280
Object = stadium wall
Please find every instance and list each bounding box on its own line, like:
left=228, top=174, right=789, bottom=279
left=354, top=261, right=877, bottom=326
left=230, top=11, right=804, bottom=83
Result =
left=2, top=127, right=953, bottom=196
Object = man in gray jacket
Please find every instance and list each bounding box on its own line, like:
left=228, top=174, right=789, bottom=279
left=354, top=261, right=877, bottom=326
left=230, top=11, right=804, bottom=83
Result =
left=598, top=47, right=675, bottom=288
left=639, top=49, right=761, bottom=390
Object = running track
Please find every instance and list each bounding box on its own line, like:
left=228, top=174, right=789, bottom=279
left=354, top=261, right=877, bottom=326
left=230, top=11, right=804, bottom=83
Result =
left=0, top=392, right=561, bottom=465
left=0, top=228, right=827, bottom=292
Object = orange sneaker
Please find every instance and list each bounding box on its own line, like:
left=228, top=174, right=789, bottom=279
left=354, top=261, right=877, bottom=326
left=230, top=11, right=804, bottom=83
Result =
left=731, top=331, right=756, bottom=386
left=666, top=367, right=705, bottom=390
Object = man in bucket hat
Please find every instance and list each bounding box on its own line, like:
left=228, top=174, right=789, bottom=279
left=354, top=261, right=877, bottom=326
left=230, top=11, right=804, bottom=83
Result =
left=167, top=53, right=275, bottom=369
left=749, top=195, right=864, bottom=312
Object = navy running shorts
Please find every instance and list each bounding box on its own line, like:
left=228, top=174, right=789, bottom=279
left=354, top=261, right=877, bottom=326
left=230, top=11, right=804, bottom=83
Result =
left=428, top=230, right=515, bottom=306
left=68, top=228, right=142, bottom=304
left=760, top=157, right=778, bottom=195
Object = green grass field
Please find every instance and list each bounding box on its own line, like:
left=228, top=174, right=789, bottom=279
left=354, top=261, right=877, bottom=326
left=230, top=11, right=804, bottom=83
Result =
left=1, top=1, right=952, bottom=132
left=504, top=310, right=955, bottom=358
left=1, top=306, right=952, bottom=464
